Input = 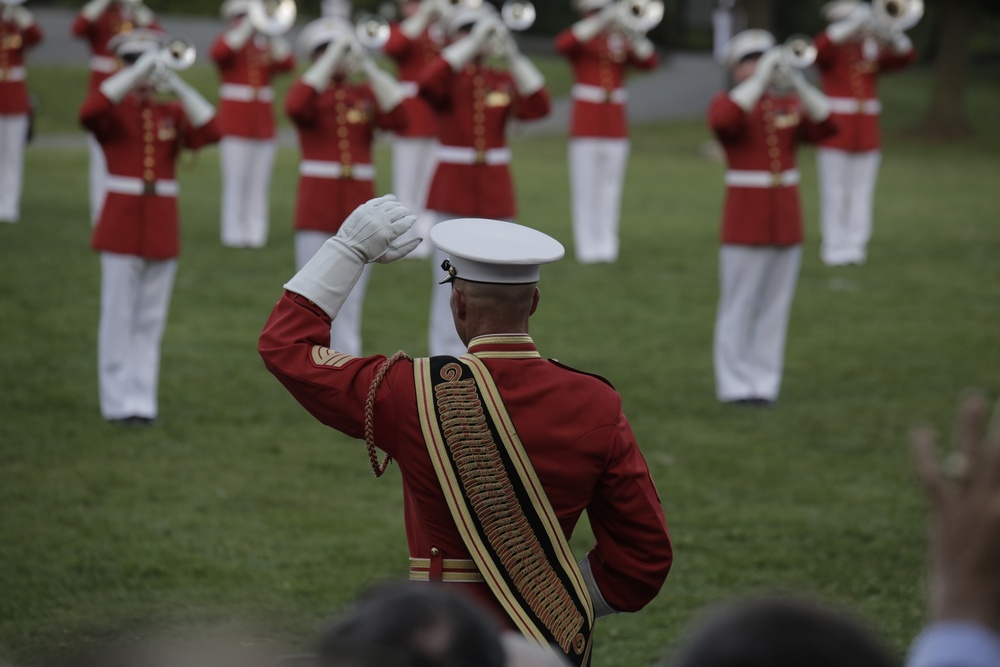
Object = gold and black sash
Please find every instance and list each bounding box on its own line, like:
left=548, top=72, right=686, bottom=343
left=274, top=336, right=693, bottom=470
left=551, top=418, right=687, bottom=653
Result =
left=414, top=354, right=595, bottom=666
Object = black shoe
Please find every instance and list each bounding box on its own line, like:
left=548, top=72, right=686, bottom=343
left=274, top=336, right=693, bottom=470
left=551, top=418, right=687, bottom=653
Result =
left=110, top=416, right=155, bottom=427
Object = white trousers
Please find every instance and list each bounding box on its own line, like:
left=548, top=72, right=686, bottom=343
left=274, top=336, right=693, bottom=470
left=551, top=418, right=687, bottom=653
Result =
left=98, top=252, right=178, bottom=420
left=220, top=137, right=277, bottom=248
left=295, top=230, right=372, bottom=357
left=391, top=136, right=438, bottom=260
left=569, top=138, right=631, bottom=264
left=713, top=245, right=802, bottom=402
left=0, top=114, right=28, bottom=222
left=427, top=212, right=514, bottom=357
left=817, top=148, right=882, bottom=265
left=87, top=133, right=108, bottom=226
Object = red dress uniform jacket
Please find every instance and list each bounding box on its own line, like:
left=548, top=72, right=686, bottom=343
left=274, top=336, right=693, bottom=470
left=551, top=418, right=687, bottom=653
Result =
left=708, top=92, right=837, bottom=246
left=71, top=5, right=161, bottom=92
left=814, top=32, right=916, bottom=152
left=0, top=18, right=42, bottom=115
left=382, top=23, right=440, bottom=138
left=420, top=57, right=551, bottom=219
left=259, top=294, right=672, bottom=621
left=286, top=78, right=409, bottom=233
left=80, top=90, right=221, bottom=259
left=554, top=29, right=658, bottom=139
left=210, top=34, right=295, bottom=139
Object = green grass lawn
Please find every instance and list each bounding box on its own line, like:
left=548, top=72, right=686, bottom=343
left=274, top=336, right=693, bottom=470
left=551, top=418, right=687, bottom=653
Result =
left=2, top=65, right=999, bottom=666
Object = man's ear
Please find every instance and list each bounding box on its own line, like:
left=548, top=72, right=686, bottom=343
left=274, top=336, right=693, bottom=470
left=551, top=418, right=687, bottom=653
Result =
left=452, top=285, right=467, bottom=320
left=529, top=287, right=540, bottom=316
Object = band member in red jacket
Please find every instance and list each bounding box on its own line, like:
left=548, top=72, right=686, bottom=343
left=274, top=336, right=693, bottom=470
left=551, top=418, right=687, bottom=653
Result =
left=72, top=0, right=160, bottom=224
left=0, top=0, right=42, bottom=223
left=381, top=0, right=445, bottom=259
left=708, top=30, right=837, bottom=405
left=814, top=0, right=916, bottom=265
left=79, top=29, right=220, bottom=425
left=419, top=5, right=551, bottom=357
left=286, top=18, right=408, bottom=356
left=555, top=0, right=658, bottom=264
left=259, top=197, right=671, bottom=665
left=211, top=0, right=295, bottom=248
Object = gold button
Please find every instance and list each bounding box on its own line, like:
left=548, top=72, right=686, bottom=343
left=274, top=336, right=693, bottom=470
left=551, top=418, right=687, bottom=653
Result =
left=142, top=109, right=152, bottom=118
left=769, top=147, right=780, bottom=158
left=337, top=127, right=348, bottom=138
left=771, top=160, right=782, bottom=171
left=145, top=145, right=155, bottom=155
left=474, top=125, right=485, bottom=136
left=144, top=132, right=154, bottom=142
left=144, top=157, right=155, bottom=167
left=339, top=140, right=350, bottom=150
left=474, top=112, right=485, bottom=123
left=430, top=547, right=440, bottom=557
left=767, top=135, right=778, bottom=146
left=144, top=169, right=155, bottom=180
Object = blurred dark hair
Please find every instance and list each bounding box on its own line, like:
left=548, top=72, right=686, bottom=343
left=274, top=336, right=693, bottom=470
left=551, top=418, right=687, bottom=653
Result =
left=316, top=582, right=505, bottom=667
left=667, top=595, right=898, bottom=667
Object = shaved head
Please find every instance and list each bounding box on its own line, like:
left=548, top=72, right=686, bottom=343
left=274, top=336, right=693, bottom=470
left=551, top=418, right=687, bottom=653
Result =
left=450, top=280, right=541, bottom=345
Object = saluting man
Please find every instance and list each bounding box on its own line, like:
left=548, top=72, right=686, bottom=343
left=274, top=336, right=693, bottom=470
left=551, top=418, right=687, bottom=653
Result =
left=555, top=0, right=658, bottom=264
left=708, top=30, right=837, bottom=406
left=419, top=4, right=551, bottom=357
left=72, top=0, right=161, bottom=225
left=211, top=0, right=295, bottom=249
left=381, top=0, right=445, bottom=260
left=259, top=196, right=672, bottom=667
left=286, top=17, right=408, bottom=356
left=814, top=0, right=916, bottom=266
left=0, top=0, right=42, bottom=224
left=79, top=29, right=220, bottom=425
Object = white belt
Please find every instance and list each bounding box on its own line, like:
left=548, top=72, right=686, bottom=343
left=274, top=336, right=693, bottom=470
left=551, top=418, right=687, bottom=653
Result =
left=299, top=160, right=375, bottom=180
left=105, top=175, right=179, bottom=197
left=725, top=169, right=800, bottom=188
left=400, top=81, right=419, bottom=98
left=436, top=146, right=511, bottom=166
left=90, top=55, right=119, bottom=73
left=571, top=83, right=628, bottom=105
left=827, top=97, right=882, bottom=115
left=219, top=83, right=275, bottom=102
left=0, top=66, right=26, bottom=82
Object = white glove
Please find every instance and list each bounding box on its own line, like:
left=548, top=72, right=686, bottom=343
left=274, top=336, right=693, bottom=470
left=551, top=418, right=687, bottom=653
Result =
left=80, top=0, right=114, bottom=22
left=626, top=31, right=656, bottom=61
left=361, top=58, right=406, bottom=111
left=301, top=38, right=352, bottom=92
left=401, top=0, right=439, bottom=40
left=160, top=69, right=216, bottom=127
left=827, top=4, right=873, bottom=44
left=505, top=38, right=545, bottom=97
left=571, top=2, right=616, bottom=42
left=223, top=16, right=255, bottom=50
left=284, top=196, right=420, bottom=319
left=134, top=4, right=155, bottom=27
left=270, top=36, right=292, bottom=62
left=788, top=69, right=830, bottom=121
left=441, top=13, right=502, bottom=71
left=579, top=554, right=618, bottom=619
left=10, top=6, right=35, bottom=30
left=728, top=47, right=781, bottom=112
left=99, top=49, right=159, bottom=103
left=885, top=30, right=913, bottom=55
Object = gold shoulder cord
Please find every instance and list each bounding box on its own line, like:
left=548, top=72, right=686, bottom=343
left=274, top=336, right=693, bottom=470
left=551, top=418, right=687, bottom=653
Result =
left=364, top=350, right=411, bottom=477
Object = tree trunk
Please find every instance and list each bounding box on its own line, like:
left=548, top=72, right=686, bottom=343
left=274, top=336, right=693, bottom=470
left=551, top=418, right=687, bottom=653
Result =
left=743, top=0, right=775, bottom=32
left=921, top=0, right=974, bottom=139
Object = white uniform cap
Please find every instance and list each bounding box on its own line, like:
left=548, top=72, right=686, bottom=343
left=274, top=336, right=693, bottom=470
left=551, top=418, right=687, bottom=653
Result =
left=720, top=29, right=775, bottom=67
left=431, top=218, right=565, bottom=285
left=107, top=28, right=166, bottom=57
left=444, top=4, right=498, bottom=37
left=220, top=0, right=251, bottom=20
left=822, top=0, right=861, bottom=21
left=574, top=0, right=612, bottom=12
left=297, top=17, right=354, bottom=56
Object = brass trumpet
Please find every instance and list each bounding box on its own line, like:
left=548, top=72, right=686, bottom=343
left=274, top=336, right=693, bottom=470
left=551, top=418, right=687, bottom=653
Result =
left=355, top=13, right=391, bottom=50
left=500, top=0, right=535, bottom=31
left=780, top=34, right=817, bottom=69
left=616, top=0, right=664, bottom=34
left=873, top=0, right=923, bottom=32
left=248, top=0, right=296, bottom=36
left=160, top=37, right=196, bottom=70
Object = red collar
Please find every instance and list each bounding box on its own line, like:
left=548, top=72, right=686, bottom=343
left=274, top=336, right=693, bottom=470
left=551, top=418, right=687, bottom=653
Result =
left=466, top=334, right=540, bottom=359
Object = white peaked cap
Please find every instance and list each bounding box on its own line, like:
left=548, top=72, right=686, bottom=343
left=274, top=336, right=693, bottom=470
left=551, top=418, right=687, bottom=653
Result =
left=220, top=0, right=251, bottom=19
left=431, top=218, right=565, bottom=285
left=108, top=28, right=166, bottom=56
left=822, top=0, right=861, bottom=21
left=297, top=17, right=354, bottom=56
left=721, top=29, right=775, bottom=67
left=445, top=4, right=497, bottom=36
